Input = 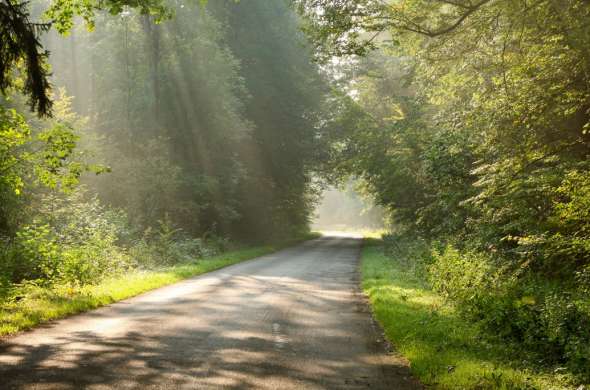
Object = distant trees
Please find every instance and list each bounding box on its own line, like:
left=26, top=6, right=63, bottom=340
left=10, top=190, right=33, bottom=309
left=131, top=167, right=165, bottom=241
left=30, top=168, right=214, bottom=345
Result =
left=50, top=0, right=327, bottom=241
left=56, top=3, right=250, bottom=235
left=1, top=0, right=327, bottom=241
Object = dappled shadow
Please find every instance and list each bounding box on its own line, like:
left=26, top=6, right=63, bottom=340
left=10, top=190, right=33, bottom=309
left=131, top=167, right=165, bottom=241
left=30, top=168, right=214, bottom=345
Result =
left=0, top=236, right=421, bottom=389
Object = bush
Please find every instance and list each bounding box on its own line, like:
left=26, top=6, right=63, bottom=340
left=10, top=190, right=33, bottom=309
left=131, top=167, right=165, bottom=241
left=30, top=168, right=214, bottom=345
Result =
left=426, top=244, right=590, bottom=378
left=382, top=233, right=434, bottom=278
left=0, top=188, right=234, bottom=297
left=429, top=246, right=501, bottom=320
left=3, top=224, right=61, bottom=284
left=541, top=293, right=590, bottom=374
left=130, top=217, right=227, bottom=268
left=130, top=236, right=208, bottom=268
left=60, top=236, right=131, bottom=285
left=0, top=190, right=132, bottom=287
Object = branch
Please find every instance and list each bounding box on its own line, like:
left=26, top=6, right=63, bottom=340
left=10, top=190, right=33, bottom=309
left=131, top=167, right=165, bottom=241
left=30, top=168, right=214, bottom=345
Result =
left=0, top=0, right=53, bottom=116
left=394, top=0, right=493, bottom=38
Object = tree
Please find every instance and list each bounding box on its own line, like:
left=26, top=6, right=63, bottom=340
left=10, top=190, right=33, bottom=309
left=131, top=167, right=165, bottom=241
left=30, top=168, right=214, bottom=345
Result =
left=0, top=0, right=168, bottom=116
left=210, top=0, right=329, bottom=241
left=296, top=1, right=590, bottom=373
left=0, top=0, right=52, bottom=115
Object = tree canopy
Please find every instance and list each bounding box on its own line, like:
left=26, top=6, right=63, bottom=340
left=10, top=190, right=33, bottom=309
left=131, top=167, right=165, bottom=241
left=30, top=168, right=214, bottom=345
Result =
left=296, top=0, right=590, bottom=377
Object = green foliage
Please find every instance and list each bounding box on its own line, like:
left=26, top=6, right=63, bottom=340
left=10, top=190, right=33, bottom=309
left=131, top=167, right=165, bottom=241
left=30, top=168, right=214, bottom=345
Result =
left=208, top=0, right=327, bottom=241
left=429, top=246, right=499, bottom=314
left=48, top=0, right=326, bottom=241
left=362, top=243, right=577, bottom=389
left=0, top=92, right=106, bottom=233
left=0, top=243, right=286, bottom=337
left=12, top=223, right=61, bottom=283
left=0, top=190, right=130, bottom=286
left=0, top=0, right=52, bottom=115
left=45, top=0, right=170, bottom=34
left=422, top=243, right=590, bottom=378
left=298, top=0, right=590, bottom=380
left=129, top=215, right=225, bottom=268
left=91, top=137, right=187, bottom=229
left=382, top=233, right=434, bottom=277
left=0, top=106, right=30, bottom=195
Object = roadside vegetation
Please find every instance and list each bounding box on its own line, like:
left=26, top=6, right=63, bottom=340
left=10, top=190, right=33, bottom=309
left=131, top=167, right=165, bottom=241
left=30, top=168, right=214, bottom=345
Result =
left=362, top=239, right=581, bottom=389
left=1, top=233, right=318, bottom=337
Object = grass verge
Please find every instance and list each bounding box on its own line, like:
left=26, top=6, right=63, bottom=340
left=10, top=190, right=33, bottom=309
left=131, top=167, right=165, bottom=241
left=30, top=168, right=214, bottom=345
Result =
left=0, top=233, right=320, bottom=337
left=361, top=240, right=578, bottom=389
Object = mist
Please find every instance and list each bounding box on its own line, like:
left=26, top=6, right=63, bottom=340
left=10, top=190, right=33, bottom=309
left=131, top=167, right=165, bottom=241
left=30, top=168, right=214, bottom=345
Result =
left=0, top=0, right=330, bottom=293
left=31, top=0, right=326, bottom=242
left=312, top=183, right=384, bottom=232
left=2, top=0, right=590, bottom=385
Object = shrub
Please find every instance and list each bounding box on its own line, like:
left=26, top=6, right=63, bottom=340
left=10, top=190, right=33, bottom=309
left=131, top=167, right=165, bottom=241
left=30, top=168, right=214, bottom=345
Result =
left=382, top=233, right=433, bottom=277
left=0, top=190, right=132, bottom=286
left=541, top=292, right=590, bottom=374
left=130, top=217, right=226, bottom=268
left=429, top=245, right=500, bottom=318
left=9, top=224, right=60, bottom=284
left=60, top=235, right=131, bottom=286
left=426, top=244, right=590, bottom=378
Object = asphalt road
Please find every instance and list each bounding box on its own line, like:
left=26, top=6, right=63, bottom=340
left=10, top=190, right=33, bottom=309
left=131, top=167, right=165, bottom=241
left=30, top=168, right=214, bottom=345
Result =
left=0, top=235, right=421, bottom=389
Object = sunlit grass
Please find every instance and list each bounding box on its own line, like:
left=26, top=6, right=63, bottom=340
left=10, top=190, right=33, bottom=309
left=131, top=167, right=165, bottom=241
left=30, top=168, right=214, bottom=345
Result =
left=361, top=242, right=577, bottom=389
left=361, top=229, right=387, bottom=239
left=0, top=234, right=320, bottom=337
left=313, top=228, right=386, bottom=238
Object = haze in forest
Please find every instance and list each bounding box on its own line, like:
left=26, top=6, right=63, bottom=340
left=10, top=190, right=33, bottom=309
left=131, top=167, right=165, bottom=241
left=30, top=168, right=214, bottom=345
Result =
left=312, top=185, right=384, bottom=232
left=1, top=0, right=590, bottom=386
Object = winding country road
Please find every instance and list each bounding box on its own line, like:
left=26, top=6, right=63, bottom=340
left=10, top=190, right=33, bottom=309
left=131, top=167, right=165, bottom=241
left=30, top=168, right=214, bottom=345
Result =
left=0, top=235, right=420, bottom=389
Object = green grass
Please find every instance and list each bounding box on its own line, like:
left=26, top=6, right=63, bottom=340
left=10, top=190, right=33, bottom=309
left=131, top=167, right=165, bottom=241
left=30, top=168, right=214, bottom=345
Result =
left=0, top=234, right=320, bottom=337
left=361, top=242, right=578, bottom=390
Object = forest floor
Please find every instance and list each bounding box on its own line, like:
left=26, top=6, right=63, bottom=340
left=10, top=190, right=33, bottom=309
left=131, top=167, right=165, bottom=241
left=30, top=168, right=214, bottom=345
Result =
left=0, top=235, right=421, bottom=389
left=361, top=240, right=579, bottom=389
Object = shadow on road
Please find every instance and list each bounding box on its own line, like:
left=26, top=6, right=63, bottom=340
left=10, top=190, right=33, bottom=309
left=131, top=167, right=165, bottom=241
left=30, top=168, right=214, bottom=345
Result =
left=0, top=236, right=421, bottom=389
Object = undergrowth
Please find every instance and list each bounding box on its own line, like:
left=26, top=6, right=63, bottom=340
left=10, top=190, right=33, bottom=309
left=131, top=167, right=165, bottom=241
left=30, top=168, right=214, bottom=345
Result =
left=361, top=240, right=585, bottom=389
left=0, top=233, right=319, bottom=337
